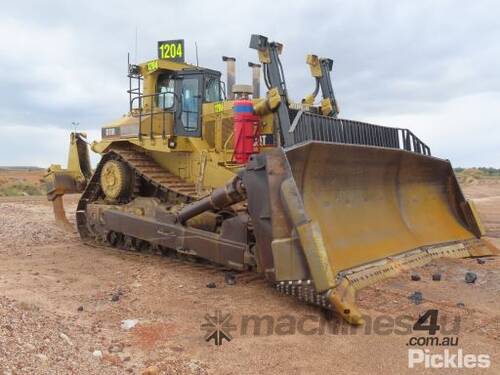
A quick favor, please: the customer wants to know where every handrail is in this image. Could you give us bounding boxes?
[130,92,179,141]
[222,130,234,166]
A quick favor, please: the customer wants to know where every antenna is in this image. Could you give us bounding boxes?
[195,41,199,67]
[134,26,138,63]
[71,121,79,134]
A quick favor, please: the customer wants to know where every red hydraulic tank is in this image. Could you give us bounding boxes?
[233,99,260,164]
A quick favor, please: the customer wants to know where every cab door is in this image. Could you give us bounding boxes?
[175,74,202,137]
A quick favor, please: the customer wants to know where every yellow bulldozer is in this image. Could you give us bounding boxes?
[45,35,497,324]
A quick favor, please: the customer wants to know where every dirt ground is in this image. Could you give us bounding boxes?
[0,175,499,374]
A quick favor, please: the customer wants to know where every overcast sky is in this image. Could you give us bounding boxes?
[0,0,499,167]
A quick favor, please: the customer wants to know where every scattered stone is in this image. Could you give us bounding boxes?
[169,345,184,352]
[108,343,124,353]
[456,302,465,308]
[408,291,423,305]
[224,272,236,285]
[77,306,84,312]
[24,343,36,351]
[92,350,103,359]
[142,366,160,375]
[59,332,73,346]
[111,293,120,302]
[432,273,442,281]
[188,360,204,372]
[36,353,48,361]
[121,319,139,330]
[465,271,477,284]
[123,356,131,362]
[103,353,122,366]
[131,280,142,288]
[206,282,216,288]
[477,258,486,264]
[410,273,421,281]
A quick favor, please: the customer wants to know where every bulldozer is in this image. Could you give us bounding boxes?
[45,35,497,325]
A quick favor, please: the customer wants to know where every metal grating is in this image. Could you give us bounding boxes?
[222,118,233,146]
[204,120,216,148]
[289,109,431,156]
[203,118,234,150]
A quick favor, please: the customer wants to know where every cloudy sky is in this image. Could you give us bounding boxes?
[0,0,499,167]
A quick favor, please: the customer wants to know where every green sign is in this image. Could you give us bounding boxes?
[158,40,185,62]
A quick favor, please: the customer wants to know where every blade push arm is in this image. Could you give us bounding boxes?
[249,34,294,146]
[305,55,339,117]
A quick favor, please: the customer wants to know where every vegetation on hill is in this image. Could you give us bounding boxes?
[0,169,46,197]
[454,167,500,176]
[454,167,500,185]
[0,182,44,197]
[0,166,44,171]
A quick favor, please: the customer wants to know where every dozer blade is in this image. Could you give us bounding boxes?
[244,142,498,325]
[286,141,485,274]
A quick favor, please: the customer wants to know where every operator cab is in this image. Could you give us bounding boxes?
[127,39,223,140]
[129,66,222,139]
[171,68,222,137]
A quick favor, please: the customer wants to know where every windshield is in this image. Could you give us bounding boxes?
[205,77,221,102]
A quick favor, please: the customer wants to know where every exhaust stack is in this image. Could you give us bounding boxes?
[222,56,236,99]
[248,62,261,98]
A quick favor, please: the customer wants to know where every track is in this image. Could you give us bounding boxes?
[74,146,267,286]
[83,239,265,285]
[76,147,200,241]
[73,147,333,309]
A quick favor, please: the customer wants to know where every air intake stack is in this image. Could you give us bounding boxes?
[222,56,236,99]
[248,62,261,99]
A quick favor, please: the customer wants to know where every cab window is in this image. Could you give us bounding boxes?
[205,77,221,102]
[157,74,175,109]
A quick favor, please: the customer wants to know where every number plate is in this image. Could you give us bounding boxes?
[147,60,159,72]
[157,40,185,63]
